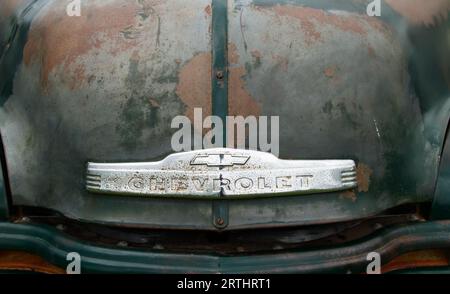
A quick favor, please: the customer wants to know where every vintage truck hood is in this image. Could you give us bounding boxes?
[0,0,449,230]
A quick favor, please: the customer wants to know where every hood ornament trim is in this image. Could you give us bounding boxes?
[86,148,357,199]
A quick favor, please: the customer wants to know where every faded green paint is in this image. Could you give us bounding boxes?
[212,0,228,143]
[211,0,229,228]
[0,0,46,106]
[0,0,449,229]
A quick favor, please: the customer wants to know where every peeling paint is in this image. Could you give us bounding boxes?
[23,0,161,90]
[0,0,440,229]
[176,52,212,124]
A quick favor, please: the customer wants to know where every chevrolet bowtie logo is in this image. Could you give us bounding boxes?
[190,154,250,167]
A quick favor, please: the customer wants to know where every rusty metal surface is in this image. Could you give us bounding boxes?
[0,0,448,229]
[381,249,450,274]
[0,251,64,274]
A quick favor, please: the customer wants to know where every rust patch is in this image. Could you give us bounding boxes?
[228,43,262,118]
[228,42,240,64]
[176,52,212,124]
[0,251,65,274]
[23,0,161,90]
[324,65,341,84]
[340,190,357,202]
[324,65,337,78]
[385,0,450,27]
[381,249,450,274]
[264,5,369,45]
[356,163,373,192]
[204,4,212,17]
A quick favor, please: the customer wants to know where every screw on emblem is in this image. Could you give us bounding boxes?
[215,218,225,226]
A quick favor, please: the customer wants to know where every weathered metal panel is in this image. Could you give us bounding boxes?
[0,0,217,228]
[224,0,447,228]
[0,0,449,229]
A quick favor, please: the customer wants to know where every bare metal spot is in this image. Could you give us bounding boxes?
[356,163,373,192]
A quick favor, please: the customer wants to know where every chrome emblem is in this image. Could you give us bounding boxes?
[86,148,357,199]
[190,154,250,167]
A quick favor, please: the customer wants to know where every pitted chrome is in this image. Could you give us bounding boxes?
[86,148,357,199]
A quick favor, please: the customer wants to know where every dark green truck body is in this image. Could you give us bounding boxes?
[0,0,449,273]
